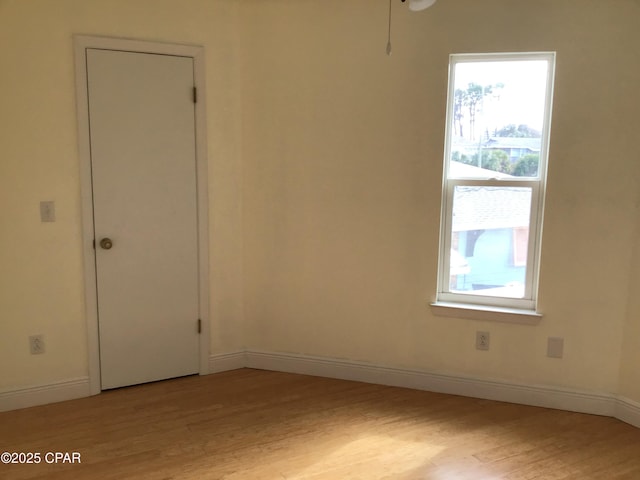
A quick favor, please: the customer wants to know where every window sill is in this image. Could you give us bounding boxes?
[430,301,542,325]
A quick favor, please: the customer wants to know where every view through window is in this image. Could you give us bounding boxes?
[438,53,555,310]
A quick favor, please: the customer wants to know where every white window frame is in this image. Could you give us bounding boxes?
[436,52,556,312]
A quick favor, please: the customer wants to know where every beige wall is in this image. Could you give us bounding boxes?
[1,0,639,405]
[0,0,244,389]
[241,0,640,396]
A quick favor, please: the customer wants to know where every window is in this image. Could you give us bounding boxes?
[437,52,555,311]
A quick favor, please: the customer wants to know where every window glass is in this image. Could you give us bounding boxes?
[449,60,549,180]
[449,186,532,299]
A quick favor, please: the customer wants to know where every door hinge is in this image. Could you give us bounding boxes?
[197,318,202,334]
[192,86,197,104]
[92,239,96,250]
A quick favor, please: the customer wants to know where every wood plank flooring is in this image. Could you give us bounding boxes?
[1,368,640,479]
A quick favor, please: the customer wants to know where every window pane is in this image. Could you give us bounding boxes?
[449,186,532,298]
[449,60,549,179]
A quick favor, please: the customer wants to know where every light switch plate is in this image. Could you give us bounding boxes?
[547,337,564,358]
[40,201,56,222]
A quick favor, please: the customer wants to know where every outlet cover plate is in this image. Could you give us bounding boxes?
[40,201,56,222]
[29,334,45,355]
[476,331,490,351]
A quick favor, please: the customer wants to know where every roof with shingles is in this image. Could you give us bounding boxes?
[452,185,531,232]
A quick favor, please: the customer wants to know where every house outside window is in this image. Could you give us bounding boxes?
[437,52,556,311]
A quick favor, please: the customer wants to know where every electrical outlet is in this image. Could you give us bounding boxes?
[476,331,490,351]
[40,201,56,222]
[29,335,45,355]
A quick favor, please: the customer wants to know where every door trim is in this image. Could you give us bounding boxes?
[74,35,210,395]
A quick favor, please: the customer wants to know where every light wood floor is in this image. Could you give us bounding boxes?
[1,369,640,479]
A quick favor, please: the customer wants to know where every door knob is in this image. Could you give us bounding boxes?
[100,238,113,250]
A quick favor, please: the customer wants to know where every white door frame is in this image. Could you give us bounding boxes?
[74,35,210,395]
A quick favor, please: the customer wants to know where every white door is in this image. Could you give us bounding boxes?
[86,48,200,390]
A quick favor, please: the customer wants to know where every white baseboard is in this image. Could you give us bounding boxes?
[208,351,246,373]
[244,350,617,417]
[248,350,638,429]
[0,377,91,413]
[616,396,640,428]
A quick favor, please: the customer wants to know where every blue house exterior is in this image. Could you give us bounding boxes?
[453,228,526,292]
